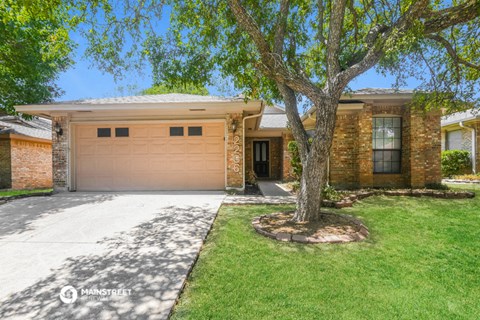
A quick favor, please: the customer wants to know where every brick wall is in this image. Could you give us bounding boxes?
[330,114,359,188]
[476,122,480,173]
[226,113,243,189]
[10,138,52,189]
[357,105,373,187]
[51,116,69,191]
[326,105,441,189]
[0,137,12,189]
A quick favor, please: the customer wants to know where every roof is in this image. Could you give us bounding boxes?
[348,88,415,95]
[15,93,263,119]
[45,93,243,106]
[441,109,480,126]
[259,105,288,129]
[0,115,51,140]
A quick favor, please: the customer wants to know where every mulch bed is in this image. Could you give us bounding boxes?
[323,189,475,209]
[252,211,368,244]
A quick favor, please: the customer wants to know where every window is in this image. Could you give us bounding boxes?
[170,126,184,136]
[115,128,129,137]
[188,126,202,136]
[373,117,401,173]
[446,130,466,150]
[97,128,111,137]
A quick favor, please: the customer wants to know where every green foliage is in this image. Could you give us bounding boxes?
[441,150,472,177]
[141,83,209,95]
[287,140,302,181]
[321,185,343,201]
[0,0,73,115]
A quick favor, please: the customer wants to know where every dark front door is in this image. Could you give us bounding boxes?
[253,141,269,178]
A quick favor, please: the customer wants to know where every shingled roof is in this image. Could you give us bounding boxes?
[0,115,51,140]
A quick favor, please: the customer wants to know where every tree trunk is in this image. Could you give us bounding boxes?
[293,150,329,222]
[291,96,339,222]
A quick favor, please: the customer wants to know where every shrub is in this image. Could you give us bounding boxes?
[287,140,303,181]
[425,183,450,190]
[322,185,343,201]
[441,150,471,177]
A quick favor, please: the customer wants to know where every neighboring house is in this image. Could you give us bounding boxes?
[0,114,53,189]
[16,90,441,192]
[441,109,479,174]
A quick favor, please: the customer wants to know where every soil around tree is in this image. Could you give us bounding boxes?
[252,211,369,244]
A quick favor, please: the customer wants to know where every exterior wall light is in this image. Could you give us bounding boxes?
[54,122,63,136]
[232,119,238,133]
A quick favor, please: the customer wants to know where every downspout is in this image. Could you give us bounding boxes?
[459,121,476,174]
[241,101,265,190]
[308,113,330,185]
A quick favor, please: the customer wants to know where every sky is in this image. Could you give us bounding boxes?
[56,7,421,102]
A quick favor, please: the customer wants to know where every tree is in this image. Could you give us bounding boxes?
[141,83,209,95]
[0,0,73,115]
[76,0,480,222]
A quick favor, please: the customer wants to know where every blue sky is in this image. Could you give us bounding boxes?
[57,54,418,101]
[56,11,420,102]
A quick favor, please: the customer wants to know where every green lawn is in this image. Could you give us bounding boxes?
[172,184,480,320]
[0,189,52,197]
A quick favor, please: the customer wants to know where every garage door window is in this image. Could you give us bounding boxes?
[97,128,111,137]
[170,127,184,136]
[115,128,129,137]
[188,126,202,136]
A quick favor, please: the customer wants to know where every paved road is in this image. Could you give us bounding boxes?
[0,192,224,320]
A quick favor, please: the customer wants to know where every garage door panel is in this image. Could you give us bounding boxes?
[131,127,148,138]
[187,142,205,153]
[150,126,168,137]
[95,143,113,155]
[167,141,186,154]
[76,122,225,191]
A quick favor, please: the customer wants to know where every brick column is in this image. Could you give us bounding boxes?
[476,122,480,173]
[282,132,295,181]
[409,111,426,188]
[51,115,69,192]
[357,105,373,187]
[423,110,442,185]
[226,113,243,189]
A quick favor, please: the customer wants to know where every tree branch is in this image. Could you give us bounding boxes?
[316,0,326,44]
[423,0,480,34]
[426,34,480,71]
[274,0,290,56]
[228,0,322,101]
[336,0,429,87]
[326,0,347,80]
[277,83,309,162]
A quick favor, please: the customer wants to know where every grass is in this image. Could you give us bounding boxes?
[0,189,52,197]
[172,184,480,320]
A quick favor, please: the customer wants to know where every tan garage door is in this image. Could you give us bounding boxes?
[75,122,225,191]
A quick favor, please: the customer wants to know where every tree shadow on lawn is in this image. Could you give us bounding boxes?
[0,193,116,238]
[0,205,215,320]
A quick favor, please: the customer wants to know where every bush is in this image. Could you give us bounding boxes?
[322,185,343,201]
[441,150,471,177]
[287,140,303,181]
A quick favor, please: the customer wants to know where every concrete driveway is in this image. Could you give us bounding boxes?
[0,192,225,320]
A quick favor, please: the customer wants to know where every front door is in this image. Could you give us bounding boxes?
[253,141,269,178]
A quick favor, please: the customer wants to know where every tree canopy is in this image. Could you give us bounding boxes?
[0,0,73,115]
[141,83,209,95]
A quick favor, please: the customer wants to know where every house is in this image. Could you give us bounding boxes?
[0,113,53,189]
[15,90,441,192]
[441,109,479,174]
